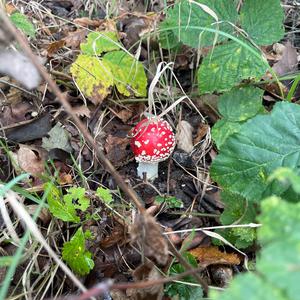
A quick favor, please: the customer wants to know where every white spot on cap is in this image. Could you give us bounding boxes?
[141,150,146,155]
[144,139,149,145]
[134,141,142,148]
[157,143,162,147]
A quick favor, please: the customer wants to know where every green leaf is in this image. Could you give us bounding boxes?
[240,0,284,45]
[214,191,256,249]
[62,227,94,276]
[211,102,300,202]
[212,119,242,149]
[46,184,90,223]
[198,41,267,94]
[96,187,113,205]
[42,123,72,153]
[210,273,286,300]
[166,252,203,300]
[211,197,300,300]
[10,12,35,38]
[268,167,300,194]
[159,19,181,50]
[218,87,264,122]
[63,187,90,212]
[161,0,238,48]
[103,51,147,97]
[80,31,120,55]
[155,195,183,209]
[46,183,79,223]
[70,54,113,105]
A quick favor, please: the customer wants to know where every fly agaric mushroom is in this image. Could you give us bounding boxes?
[130,117,176,180]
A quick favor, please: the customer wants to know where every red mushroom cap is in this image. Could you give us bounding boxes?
[130,117,176,163]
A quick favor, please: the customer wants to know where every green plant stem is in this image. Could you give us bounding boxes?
[287,73,300,101]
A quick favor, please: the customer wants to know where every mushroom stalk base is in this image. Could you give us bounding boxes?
[137,162,158,180]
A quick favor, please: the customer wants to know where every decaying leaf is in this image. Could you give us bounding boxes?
[72,105,91,118]
[11,145,45,175]
[130,213,168,266]
[176,120,194,153]
[42,122,72,153]
[64,29,87,49]
[47,39,66,56]
[189,246,241,267]
[70,54,113,105]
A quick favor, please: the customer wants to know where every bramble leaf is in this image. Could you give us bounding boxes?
[70,54,113,105]
[240,0,284,45]
[80,31,120,55]
[211,102,300,202]
[63,187,90,212]
[10,12,35,38]
[198,41,267,94]
[62,227,94,276]
[161,0,238,48]
[103,51,147,97]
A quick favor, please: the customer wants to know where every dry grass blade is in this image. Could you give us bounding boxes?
[4,189,87,293]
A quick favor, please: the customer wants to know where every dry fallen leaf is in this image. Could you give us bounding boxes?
[100,222,126,248]
[176,120,194,153]
[11,145,45,175]
[47,39,66,56]
[64,29,87,49]
[189,246,241,267]
[72,105,91,118]
[73,17,103,27]
[130,213,169,266]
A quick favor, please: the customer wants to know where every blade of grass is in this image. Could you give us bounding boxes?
[287,73,300,101]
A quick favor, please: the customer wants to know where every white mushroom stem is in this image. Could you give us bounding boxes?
[137,162,159,180]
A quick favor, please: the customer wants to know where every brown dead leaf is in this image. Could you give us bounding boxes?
[26,204,51,224]
[58,172,73,185]
[12,145,45,175]
[47,40,66,57]
[73,17,103,27]
[189,246,241,267]
[64,29,87,49]
[273,42,298,76]
[100,222,126,248]
[130,213,168,266]
[5,3,17,14]
[176,120,194,153]
[194,123,209,145]
[127,261,163,300]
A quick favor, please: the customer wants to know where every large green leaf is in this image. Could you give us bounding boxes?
[198,41,267,94]
[211,196,300,300]
[240,0,284,45]
[10,12,35,38]
[103,51,147,97]
[211,102,300,202]
[218,87,264,122]
[161,0,238,48]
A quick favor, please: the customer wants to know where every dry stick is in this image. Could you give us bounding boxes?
[0,9,207,293]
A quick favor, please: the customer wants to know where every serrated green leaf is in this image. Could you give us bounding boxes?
[214,191,256,249]
[63,187,90,212]
[211,102,300,202]
[161,0,238,48]
[218,87,264,122]
[240,0,284,45]
[70,54,113,105]
[96,187,113,205]
[211,197,300,300]
[103,51,147,97]
[42,123,72,153]
[10,12,35,38]
[166,252,203,300]
[80,31,120,55]
[62,227,94,276]
[46,183,79,223]
[198,41,267,94]
[159,19,181,50]
[212,119,242,149]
